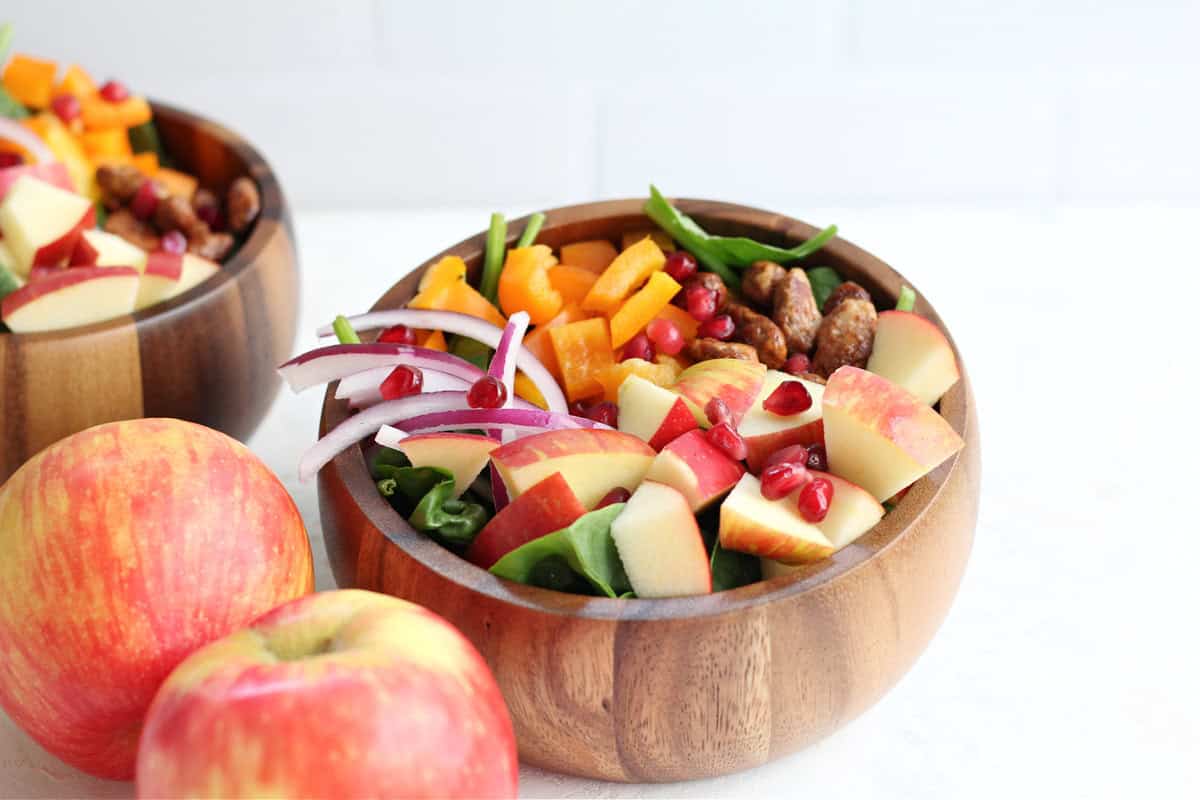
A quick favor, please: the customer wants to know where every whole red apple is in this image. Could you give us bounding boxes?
[0,418,314,780]
[136,590,518,799]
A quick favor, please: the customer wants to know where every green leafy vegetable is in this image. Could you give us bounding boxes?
[0,263,22,304]
[645,185,738,286]
[479,212,507,303]
[0,86,27,120]
[375,459,488,548]
[450,335,491,370]
[806,266,843,310]
[710,539,762,592]
[332,314,361,344]
[490,504,631,597]
[516,212,545,248]
[93,202,107,230]
[0,22,13,63]
[127,120,168,164]
[705,224,838,267]
[895,285,916,312]
[528,554,594,594]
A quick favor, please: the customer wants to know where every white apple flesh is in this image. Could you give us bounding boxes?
[738,370,826,473]
[719,473,834,564]
[70,229,148,272]
[394,433,498,499]
[866,310,960,404]
[2,266,139,332]
[617,374,697,450]
[136,253,220,311]
[0,175,94,276]
[610,481,712,598]
[643,429,744,511]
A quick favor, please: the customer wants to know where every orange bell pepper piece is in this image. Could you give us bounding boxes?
[55,65,97,100]
[559,240,618,274]
[621,230,675,252]
[80,128,133,161]
[547,264,597,307]
[2,55,57,109]
[593,358,679,403]
[514,373,547,409]
[418,255,467,294]
[581,237,666,317]
[132,152,159,176]
[410,277,508,329]
[80,94,152,130]
[549,318,615,401]
[418,329,448,352]
[498,245,563,325]
[522,304,589,380]
[609,271,682,348]
[652,303,700,341]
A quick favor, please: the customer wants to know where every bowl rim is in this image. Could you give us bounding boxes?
[321,197,973,622]
[0,99,283,342]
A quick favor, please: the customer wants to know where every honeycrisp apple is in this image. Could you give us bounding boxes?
[823,366,964,501]
[69,228,149,271]
[719,473,834,564]
[643,428,744,511]
[759,472,885,577]
[866,310,961,404]
[0,419,313,780]
[394,432,498,499]
[489,428,655,508]
[0,174,94,275]
[738,370,827,473]
[672,357,767,427]
[1,265,139,332]
[136,590,518,799]
[467,472,587,568]
[0,162,74,200]
[135,252,220,310]
[611,481,712,597]
[617,373,697,450]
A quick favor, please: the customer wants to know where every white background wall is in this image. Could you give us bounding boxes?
[11,0,1200,212]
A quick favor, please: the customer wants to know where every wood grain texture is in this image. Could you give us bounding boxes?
[0,102,299,483]
[317,199,980,782]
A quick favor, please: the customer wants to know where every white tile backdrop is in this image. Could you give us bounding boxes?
[9,0,1200,211]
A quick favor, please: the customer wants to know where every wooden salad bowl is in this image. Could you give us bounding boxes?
[318,199,980,783]
[0,102,298,482]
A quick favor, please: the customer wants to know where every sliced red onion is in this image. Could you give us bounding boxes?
[375,425,408,450]
[396,407,609,435]
[0,119,54,164]
[486,311,529,442]
[299,391,471,481]
[315,309,566,413]
[279,343,483,392]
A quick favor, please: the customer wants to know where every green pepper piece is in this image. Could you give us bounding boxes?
[490,504,630,597]
[479,212,507,303]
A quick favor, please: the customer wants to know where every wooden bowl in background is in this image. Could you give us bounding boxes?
[0,102,299,482]
[317,199,980,782]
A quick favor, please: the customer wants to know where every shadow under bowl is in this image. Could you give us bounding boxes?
[317,199,980,783]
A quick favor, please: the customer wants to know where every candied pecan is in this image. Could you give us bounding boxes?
[821,281,871,315]
[812,297,877,377]
[226,177,261,234]
[773,268,822,354]
[684,338,760,363]
[95,163,143,208]
[683,272,728,310]
[155,196,207,238]
[188,232,235,261]
[726,302,787,369]
[741,260,786,307]
[103,208,160,252]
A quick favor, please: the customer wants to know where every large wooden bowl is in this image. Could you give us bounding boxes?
[318,199,979,782]
[0,102,299,482]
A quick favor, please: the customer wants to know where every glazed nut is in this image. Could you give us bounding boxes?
[821,281,871,315]
[812,297,877,377]
[95,163,145,208]
[154,195,204,237]
[684,338,760,363]
[726,302,788,369]
[102,207,160,252]
[772,268,822,354]
[226,177,261,234]
[741,260,786,307]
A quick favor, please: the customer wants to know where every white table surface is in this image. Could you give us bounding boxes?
[3,206,1198,799]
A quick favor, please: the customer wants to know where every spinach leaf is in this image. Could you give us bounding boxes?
[644,185,738,286]
[0,86,28,120]
[706,224,838,267]
[490,504,631,597]
[806,266,844,310]
[450,335,492,370]
[374,456,487,548]
[528,554,594,594]
[710,539,762,593]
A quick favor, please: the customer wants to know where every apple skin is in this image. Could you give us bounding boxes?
[866,310,960,404]
[70,228,148,271]
[672,358,767,427]
[395,432,498,500]
[0,419,314,780]
[719,473,834,564]
[616,373,698,450]
[1,265,139,332]
[467,472,587,568]
[0,162,74,200]
[136,590,517,799]
[644,429,744,511]
[738,371,827,474]
[0,175,95,275]
[490,428,655,509]
[823,366,965,501]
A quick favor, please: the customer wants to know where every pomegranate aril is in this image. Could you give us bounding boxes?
[621,332,656,362]
[697,313,734,340]
[782,353,811,376]
[130,180,160,220]
[595,487,632,509]
[762,380,813,416]
[99,80,129,102]
[685,284,718,321]
[588,401,619,428]
[195,198,221,228]
[378,324,417,345]
[763,444,812,471]
[160,230,187,255]
[645,318,684,356]
[805,444,828,472]
[663,251,698,283]
[796,477,833,523]
[760,463,809,501]
[50,94,81,124]
[705,397,732,427]
[0,152,22,169]
[706,422,747,462]
[467,376,507,409]
[569,400,591,418]
[379,365,423,400]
